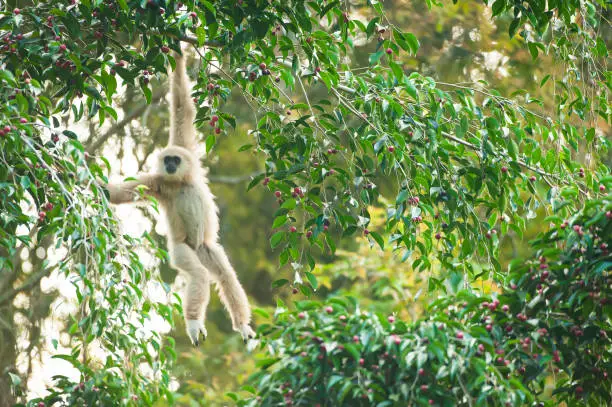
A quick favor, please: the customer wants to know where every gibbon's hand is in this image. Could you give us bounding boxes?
[186,319,207,347]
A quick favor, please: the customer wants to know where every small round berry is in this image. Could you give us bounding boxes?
[388,146,395,152]
[363,229,369,235]
[315,66,321,73]
[215,127,221,134]
[292,287,298,294]
[456,332,464,339]
[420,385,428,392]
[501,166,508,173]
[161,46,170,53]
[359,358,364,366]
[259,62,267,70]
[306,230,313,238]
[435,233,441,240]
[59,44,67,52]
[289,226,297,233]
[529,175,536,182]
[325,306,333,314]
[298,312,305,319]
[20,118,27,123]
[502,305,509,312]
[274,191,282,198]
[599,184,606,192]
[13,8,20,15]
[418,368,425,376]
[385,48,392,55]
[388,315,395,323]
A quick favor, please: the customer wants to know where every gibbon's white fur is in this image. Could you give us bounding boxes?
[106,52,255,345]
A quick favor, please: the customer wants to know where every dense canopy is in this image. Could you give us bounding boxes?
[0,1,610,406]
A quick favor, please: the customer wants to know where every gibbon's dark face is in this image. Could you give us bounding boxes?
[163,155,182,174]
[157,146,194,180]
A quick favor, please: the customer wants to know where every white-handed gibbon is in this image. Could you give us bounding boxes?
[105,51,255,345]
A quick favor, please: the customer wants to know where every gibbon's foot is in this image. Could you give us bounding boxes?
[186,319,207,347]
[238,323,256,343]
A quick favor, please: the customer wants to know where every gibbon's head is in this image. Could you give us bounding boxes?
[156,146,197,181]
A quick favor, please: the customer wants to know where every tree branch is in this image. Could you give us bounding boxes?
[169,33,222,48]
[0,267,52,306]
[85,91,166,154]
[208,171,263,185]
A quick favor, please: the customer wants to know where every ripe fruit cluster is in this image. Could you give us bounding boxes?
[208,114,221,134]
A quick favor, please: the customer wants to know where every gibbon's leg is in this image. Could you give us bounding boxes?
[170,243,211,347]
[197,243,255,342]
[105,174,162,204]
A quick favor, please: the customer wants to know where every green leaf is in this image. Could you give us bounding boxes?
[509,17,521,37]
[270,232,285,249]
[141,82,152,104]
[272,279,289,288]
[492,0,506,17]
[305,271,318,289]
[272,216,288,228]
[196,26,207,46]
[8,372,21,386]
[389,61,404,81]
[369,50,384,65]
[247,173,265,191]
[205,135,216,153]
[404,33,420,54]
[368,231,384,249]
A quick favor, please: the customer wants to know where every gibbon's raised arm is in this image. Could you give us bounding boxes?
[169,52,197,151]
[105,174,163,204]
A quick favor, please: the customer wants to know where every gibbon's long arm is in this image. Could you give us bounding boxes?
[169,52,197,151]
[106,175,163,204]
